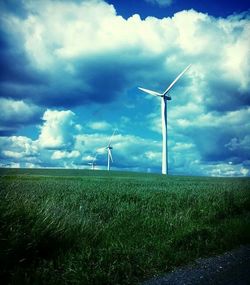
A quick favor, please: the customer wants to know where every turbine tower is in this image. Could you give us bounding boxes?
[138,64,191,175]
[106,129,117,171]
[107,145,113,171]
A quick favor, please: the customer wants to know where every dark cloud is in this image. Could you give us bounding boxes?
[0,50,168,108]
[0,26,49,105]
[204,78,250,112]
[179,120,250,166]
[0,0,28,19]
[0,98,43,135]
[0,130,15,136]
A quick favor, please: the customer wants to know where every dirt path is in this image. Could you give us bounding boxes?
[142,245,250,285]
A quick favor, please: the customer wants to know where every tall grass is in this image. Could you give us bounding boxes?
[0,169,249,284]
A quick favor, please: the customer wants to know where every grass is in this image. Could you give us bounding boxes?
[0,168,249,285]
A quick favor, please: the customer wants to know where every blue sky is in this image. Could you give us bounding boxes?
[0,0,249,176]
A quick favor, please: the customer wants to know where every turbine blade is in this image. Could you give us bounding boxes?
[138,87,162,97]
[108,149,113,162]
[94,152,98,161]
[108,128,118,146]
[97,147,106,153]
[163,64,191,95]
[92,152,98,163]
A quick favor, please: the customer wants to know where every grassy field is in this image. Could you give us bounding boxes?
[0,168,249,285]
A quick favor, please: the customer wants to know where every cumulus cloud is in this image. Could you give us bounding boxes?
[0,108,162,171]
[38,109,76,149]
[0,1,249,176]
[76,133,161,169]
[0,136,39,167]
[204,163,249,177]
[0,136,38,156]
[1,1,248,109]
[0,106,248,176]
[147,101,250,174]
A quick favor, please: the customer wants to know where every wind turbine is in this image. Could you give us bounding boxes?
[138,64,191,175]
[88,152,97,170]
[106,129,117,171]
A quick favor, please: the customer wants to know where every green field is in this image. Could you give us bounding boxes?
[0,168,250,285]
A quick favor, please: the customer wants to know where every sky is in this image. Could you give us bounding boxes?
[0,0,249,176]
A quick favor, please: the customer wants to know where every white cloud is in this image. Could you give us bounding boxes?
[145,0,173,7]
[0,98,41,131]
[148,102,250,175]
[240,167,249,176]
[38,109,76,149]
[0,136,39,167]
[6,2,243,62]
[3,1,249,105]
[174,107,250,128]
[75,132,162,169]
[2,150,23,159]
[88,121,112,130]
[51,150,80,160]
[0,107,249,176]
[0,98,38,121]
[1,120,162,171]
[172,142,194,151]
[145,151,161,160]
[10,0,123,66]
[1,1,249,176]
[207,163,249,177]
[0,162,21,168]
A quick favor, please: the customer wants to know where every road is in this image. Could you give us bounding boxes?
[142,245,250,285]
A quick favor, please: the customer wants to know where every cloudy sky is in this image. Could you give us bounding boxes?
[0,0,249,176]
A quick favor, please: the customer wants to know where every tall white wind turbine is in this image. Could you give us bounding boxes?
[106,129,118,171]
[138,64,191,175]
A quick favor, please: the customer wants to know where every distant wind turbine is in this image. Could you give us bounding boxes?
[138,64,191,175]
[88,152,97,170]
[106,129,118,171]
